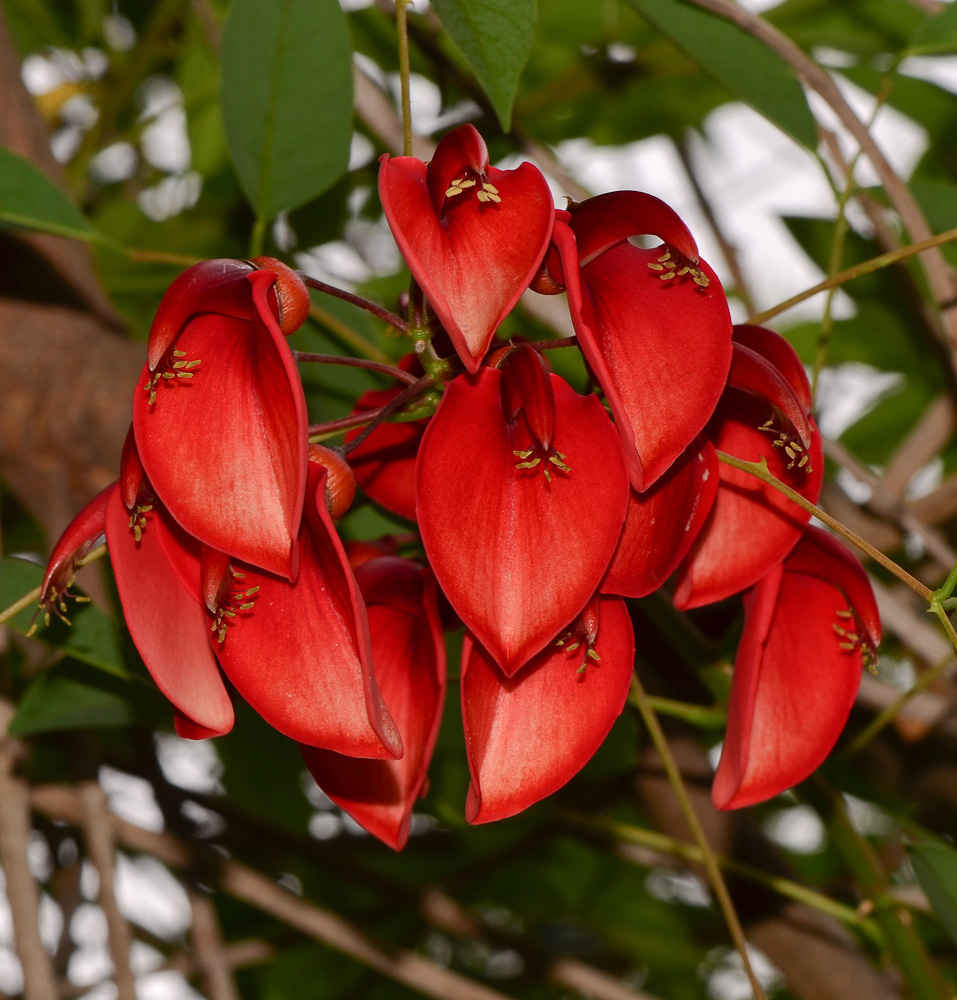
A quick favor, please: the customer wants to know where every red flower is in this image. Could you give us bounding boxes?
[462,595,635,823]
[379,124,554,373]
[539,194,733,492]
[301,557,446,850]
[416,348,629,675]
[674,325,823,609]
[132,257,311,581]
[713,526,881,809]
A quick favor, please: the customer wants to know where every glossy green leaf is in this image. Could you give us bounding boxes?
[220,0,353,222]
[908,3,957,55]
[10,660,164,736]
[627,0,818,150]
[906,842,957,947]
[0,557,129,678]
[0,146,101,241]
[430,0,536,130]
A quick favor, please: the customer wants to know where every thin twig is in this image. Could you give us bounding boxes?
[31,784,520,1000]
[395,0,414,156]
[300,275,409,333]
[715,452,933,600]
[80,782,137,1000]
[748,226,957,327]
[188,888,241,1000]
[0,704,56,1000]
[628,677,767,1000]
[342,374,436,454]
[292,351,419,385]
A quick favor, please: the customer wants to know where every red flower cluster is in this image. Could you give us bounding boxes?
[38,125,880,849]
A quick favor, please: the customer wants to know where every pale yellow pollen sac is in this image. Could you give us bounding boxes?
[761,420,814,474]
[146,350,202,406]
[128,503,153,543]
[444,177,477,198]
[211,571,260,645]
[514,445,570,482]
[476,180,502,204]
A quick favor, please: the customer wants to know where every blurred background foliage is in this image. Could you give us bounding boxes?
[5,0,957,998]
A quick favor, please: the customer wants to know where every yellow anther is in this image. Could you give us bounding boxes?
[647,263,665,271]
[836,609,853,618]
[515,458,541,469]
[513,449,534,459]
[657,252,672,263]
[659,272,676,281]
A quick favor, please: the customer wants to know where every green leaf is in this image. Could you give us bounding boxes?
[0,146,101,241]
[0,558,129,679]
[626,0,818,151]
[908,2,957,55]
[220,0,353,222]
[906,841,957,947]
[10,660,164,736]
[430,0,536,130]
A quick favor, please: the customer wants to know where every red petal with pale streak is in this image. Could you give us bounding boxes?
[417,369,629,676]
[147,259,256,371]
[301,559,446,850]
[733,325,812,412]
[105,487,234,737]
[213,466,403,758]
[603,439,718,598]
[345,386,424,522]
[133,270,308,580]
[673,393,824,609]
[713,532,875,809]
[573,242,732,491]
[379,153,554,373]
[569,191,700,267]
[462,596,635,824]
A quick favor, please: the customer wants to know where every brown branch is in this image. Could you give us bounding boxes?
[79,782,137,1000]
[31,784,520,1000]
[882,395,957,500]
[685,0,957,375]
[188,888,241,1000]
[0,705,56,1000]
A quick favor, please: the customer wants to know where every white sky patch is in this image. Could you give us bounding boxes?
[115,855,191,940]
[703,946,784,1000]
[99,766,165,832]
[645,868,711,907]
[815,362,904,439]
[762,804,827,854]
[900,55,957,95]
[155,731,224,794]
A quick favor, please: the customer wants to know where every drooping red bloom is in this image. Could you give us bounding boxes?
[674,325,823,609]
[210,449,403,757]
[379,124,554,373]
[462,595,635,823]
[539,193,733,492]
[602,437,718,598]
[301,557,446,850]
[713,526,881,809]
[416,348,629,675]
[132,257,310,581]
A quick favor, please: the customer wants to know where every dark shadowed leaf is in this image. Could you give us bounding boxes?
[907,841,957,947]
[220,0,353,220]
[430,0,536,130]
[627,0,818,150]
[0,146,101,241]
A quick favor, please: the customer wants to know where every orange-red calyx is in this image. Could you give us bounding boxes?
[249,256,311,335]
[308,444,357,518]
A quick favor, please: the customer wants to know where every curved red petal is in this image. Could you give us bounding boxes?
[569,191,700,267]
[674,394,824,609]
[174,711,228,741]
[713,558,865,809]
[603,438,717,598]
[733,325,812,412]
[345,386,424,521]
[147,259,256,371]
[213,467,403,758]
[417,369,629,676]
[133,272,308,580]
[301,560,446,850]
[728,342,813,448]
[462,596,635,824]
[784,526,881,647]
[379,154,554,372]
[573,242,732,491]
[425,123,489,215]
[105,488,234,736]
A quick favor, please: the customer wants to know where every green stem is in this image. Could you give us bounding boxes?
[847,652,954,755]
[816,784,949,1000]
[715,452,932,601]
[748,225,957,327]
[643,694,726,729]
[308,305,389,363]
[395,0,414,156]
[249,216,267,259]
[560,809,882,941]
[628,675,767,1000]
[300,275,409,333]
